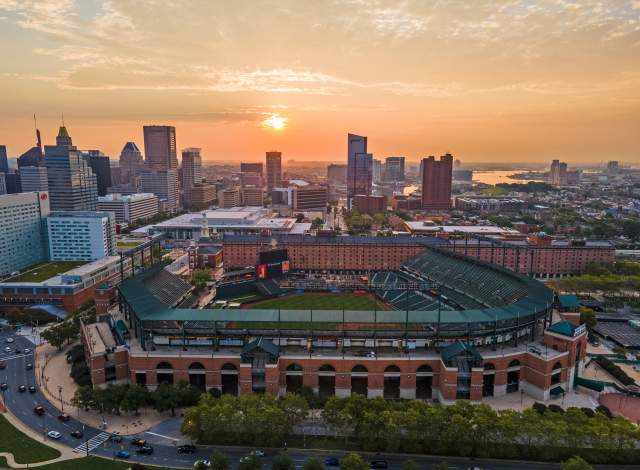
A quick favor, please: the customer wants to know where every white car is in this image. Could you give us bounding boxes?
[3,347,10,353]
[193,460,211,469]
[6,338,13,343]
[24,348,31,354]
[47,430,62,440]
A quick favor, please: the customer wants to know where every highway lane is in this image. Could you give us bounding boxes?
[1,328,635,469]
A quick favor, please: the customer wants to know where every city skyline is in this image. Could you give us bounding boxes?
[1,1,639,164]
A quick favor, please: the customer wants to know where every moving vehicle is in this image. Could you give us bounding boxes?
[58,413,70,422]
[34,405,45,416]
[325,457,339,466]
[137,445,154,455]
[178,444,197,453]
[18,385,26,392]
[370,460,388,469]
[0,383,7,391]
[28,385,36,393]
[71,430,83,438]
[130,437,146,446]
[26,363,33,370]
[47,430,62,440]
[116,450,130,459]
[251,450,265,457]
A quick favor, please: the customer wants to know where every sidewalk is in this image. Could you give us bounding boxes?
[35,342,167,436]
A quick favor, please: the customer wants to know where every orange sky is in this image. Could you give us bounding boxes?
[1,1,639,164]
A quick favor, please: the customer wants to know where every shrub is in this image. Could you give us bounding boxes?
[596,405,613,418]
[581,408,595,418]
[532,402,547,414]
[548,404,564,413]
[594,357,635,386]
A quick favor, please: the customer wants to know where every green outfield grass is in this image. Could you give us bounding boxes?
[7,261,86,282]
[245,292,388,311]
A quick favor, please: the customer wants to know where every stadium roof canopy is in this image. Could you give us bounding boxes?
[118,248,554,333]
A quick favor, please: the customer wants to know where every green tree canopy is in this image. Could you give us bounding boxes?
[562,456,593,470]
[302,457,325,470]
[209,450,230,470]
[272,452,295,470]
[340,453,369,470]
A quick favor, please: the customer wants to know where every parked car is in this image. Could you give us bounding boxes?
[33,405,45,416]
[370,460,388,469]
[178,444,197,453]
[0,383,7,391]
[58,413,70,422]
[130,437,146,446]
[28,385,36,393]
[137,445,154,455]
[24,348,31,354]
[71,430,83,438]
[116,450,130,459]
[18,385,26,392]
[47,430,62,440]
[325,457,339,466]
[4,347,11,353]
[25,363,33,370]
[6,337,14,343]
[109,435,123,443]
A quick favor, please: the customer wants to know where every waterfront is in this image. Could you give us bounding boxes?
[472,170,545,185]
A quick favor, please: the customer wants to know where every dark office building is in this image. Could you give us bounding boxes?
[83,151,112,196]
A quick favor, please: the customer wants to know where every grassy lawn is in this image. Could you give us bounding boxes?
[245,293,388,310]
[116,241,142,247]
[35,456,181,469]
[480,186,508,196]
[8,261,86,282]
[0,415,61,464]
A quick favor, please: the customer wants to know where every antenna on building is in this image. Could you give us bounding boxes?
[61,112,65,127]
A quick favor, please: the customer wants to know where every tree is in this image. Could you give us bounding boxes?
[302,457,324,470]
[121,384,149,415]
[71,385,94,411]
[579,307,597,329]
[238,453,262,470]
[339,453,369,470]
[152,383,182,416]
[311,218,323,230]
[561,456,593,470]
[41,324,67,350]
[209,450,230,470]
[272,452,295,470]
[401,460,418,470]
[192,270,212,290]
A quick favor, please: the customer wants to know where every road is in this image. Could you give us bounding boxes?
[0,329,635,469]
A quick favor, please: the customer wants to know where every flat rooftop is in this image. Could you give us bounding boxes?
[5,260,86,283]
[404,222,520,235]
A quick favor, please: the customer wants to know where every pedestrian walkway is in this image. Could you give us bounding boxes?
[72,432,111,454]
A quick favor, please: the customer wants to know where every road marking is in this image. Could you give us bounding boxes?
[143,431,180,441]
[73,432,110,453]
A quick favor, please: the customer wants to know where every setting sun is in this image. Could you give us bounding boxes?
[262,114,288,130]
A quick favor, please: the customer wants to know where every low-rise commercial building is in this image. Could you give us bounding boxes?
[98,193,159,224]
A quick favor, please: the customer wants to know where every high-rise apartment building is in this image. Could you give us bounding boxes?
[240,162,264,176]
[139,168,179,213]
[373,159,383,183]
[46,211,116,261]
[266,152,282,191]
[82,150,112,196]
[0,192,50,277]
[44,136,98,212]
[292,185,328,211]
[19,166,49,193]
[421,153,453,210]
[346,133,372,206]
[384,156,405,182]
[119,142,144,183]
[143,125,177,170]
[0,145,8,173]
[181,148,202,208]
[550,160,568,187]
[98,193,159,224]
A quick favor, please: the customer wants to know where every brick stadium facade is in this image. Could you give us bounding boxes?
[222,234,615,277]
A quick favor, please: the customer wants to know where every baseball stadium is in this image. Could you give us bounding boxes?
[84,241,588,403]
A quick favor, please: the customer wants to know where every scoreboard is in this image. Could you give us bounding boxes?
[256,248,290,279]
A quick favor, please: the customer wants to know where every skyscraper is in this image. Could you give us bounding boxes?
[119,142,144,183]
[0,145,8,173]
[44,127,98,211]
[550,160,568,187]
[82,150,112,196]
[143,125,177,170]
[19,166,49,193]
[182,148,202,208]
[346,133,372,206]
[421,153,453,210]
[139,168,179,213]
[372,159,382,183]
[384,156,405,182]
[266,151,282,191]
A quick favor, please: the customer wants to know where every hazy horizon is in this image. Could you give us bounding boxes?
[1,1,639,164]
